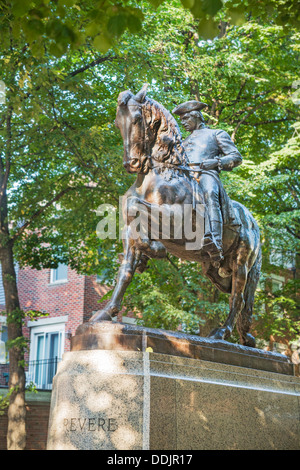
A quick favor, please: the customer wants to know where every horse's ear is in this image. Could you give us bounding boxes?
[134,83,148,103]
[118,90,133,106]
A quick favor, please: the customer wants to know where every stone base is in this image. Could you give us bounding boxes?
[47,322,300,450]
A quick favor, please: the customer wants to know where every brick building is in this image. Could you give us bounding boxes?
[0,263,124,449]
[0,263,114,389]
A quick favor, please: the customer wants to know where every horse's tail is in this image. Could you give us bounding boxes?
[237,246,262,347]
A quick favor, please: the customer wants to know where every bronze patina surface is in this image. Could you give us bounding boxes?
[72,322,294,376]
[90,85,262,349]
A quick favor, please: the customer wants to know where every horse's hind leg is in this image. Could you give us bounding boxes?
[90,228,140,322]
[209,248,248,341]
[236,249,261,347]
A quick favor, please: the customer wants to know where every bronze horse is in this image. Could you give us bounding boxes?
[91,86,261,347]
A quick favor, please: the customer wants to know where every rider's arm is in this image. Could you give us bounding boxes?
[215,130,242,171]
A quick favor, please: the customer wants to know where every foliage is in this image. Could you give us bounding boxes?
[247,123,300,345]
[0,0,299,344]
[1,308,49,360]
[2,0,299,60]
[254,279,300,343]
[0,388,13,416]
[245,122,299,257]
[0,382,38,416]
[0,0,298,451]
[123,257,229,334]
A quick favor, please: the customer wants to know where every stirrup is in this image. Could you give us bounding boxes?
[202,235,222,255]
[210,252,224,269]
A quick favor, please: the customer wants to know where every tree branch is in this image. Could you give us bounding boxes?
[12,186,76,241]
[68,54,116,78]
[231,99,275,141]
[239,118,294,126]
[0,103,13,209]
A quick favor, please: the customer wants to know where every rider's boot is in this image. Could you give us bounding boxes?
[201,219,223,268]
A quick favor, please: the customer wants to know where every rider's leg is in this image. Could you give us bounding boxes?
[199,174,223,265]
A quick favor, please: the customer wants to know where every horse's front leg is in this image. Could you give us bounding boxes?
[208,253,248,341]
[90,229,140,322]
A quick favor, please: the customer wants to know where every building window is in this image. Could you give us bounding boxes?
[27,317,67,390]
[0,320,8,364]
[50,263,68,284]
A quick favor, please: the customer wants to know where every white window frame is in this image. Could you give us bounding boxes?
[0,315,8,364]
[27,316,67,389]
[50,263,68,284]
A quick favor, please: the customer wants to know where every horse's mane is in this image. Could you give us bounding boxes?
[143,97,188,167]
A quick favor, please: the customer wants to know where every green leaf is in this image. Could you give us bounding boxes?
[23,19,45,42]
[190,0,223,18]
[201,0,223,17]
[180,0,195,9]
[198,17,219,39]
[11,0,32,18]
[148,0,165,8]
[127,15,142,34]
[190,1,206,18]
[49,42,65,58]
[45,18,64,39]
[58,0,77,6]
[227,7,246,26]
[30,40,45,58]
[93,34,112,53]
[85,21,102,37]
[107,14,127,37]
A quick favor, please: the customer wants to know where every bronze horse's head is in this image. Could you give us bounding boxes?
[115,84,186,174]
[115,84,149,174]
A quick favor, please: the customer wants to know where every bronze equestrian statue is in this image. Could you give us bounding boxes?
[90,85,261,348]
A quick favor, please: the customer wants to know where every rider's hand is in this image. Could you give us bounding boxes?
[201,159,218,170]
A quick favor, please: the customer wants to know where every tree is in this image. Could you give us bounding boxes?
[0,19,124,449]
[13,1,298,338]
[1,1,146,449]
[0,0,299,449]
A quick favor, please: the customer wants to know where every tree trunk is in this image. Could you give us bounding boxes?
[0,54,27,448]
[0,183,26,449]
[1,240,26,450]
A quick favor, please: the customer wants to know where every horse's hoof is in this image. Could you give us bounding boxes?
[241,333,256,348]
[89,310,113,322]
[208,326,231,341]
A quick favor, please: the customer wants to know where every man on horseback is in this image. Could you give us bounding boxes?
[173,100,243,267]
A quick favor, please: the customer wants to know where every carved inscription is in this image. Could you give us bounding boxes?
[63,417,118,432]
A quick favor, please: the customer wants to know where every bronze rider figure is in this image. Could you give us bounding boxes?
[173,100,243,267]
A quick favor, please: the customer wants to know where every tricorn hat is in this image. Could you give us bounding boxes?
[172,100,208,116]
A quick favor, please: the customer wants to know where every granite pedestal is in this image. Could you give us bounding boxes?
[47,322,300,450]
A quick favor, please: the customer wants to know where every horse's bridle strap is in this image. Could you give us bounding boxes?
[149,155,217,180]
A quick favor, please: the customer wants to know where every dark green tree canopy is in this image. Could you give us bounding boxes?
[2,0,299,57]
[1,0,299,339]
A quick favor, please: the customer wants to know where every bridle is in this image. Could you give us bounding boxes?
[124,103,220,185]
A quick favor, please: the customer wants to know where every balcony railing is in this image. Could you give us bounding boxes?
[26,357,61,390]
[1,357,61,390]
